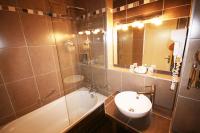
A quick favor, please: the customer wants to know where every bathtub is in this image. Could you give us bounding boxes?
[0,87,106,133]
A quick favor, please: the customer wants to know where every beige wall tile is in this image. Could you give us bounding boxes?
[6,78,40,115]
[173,96,200,132]
[122,72,145,92]
[154,79,175,110]
[28,46,56,75]
[0,11,26,48]
[0,47,33,83]
[80,65,92,82]
[107,69,122,93]
[92,66,106,88]
[21,13,54,46]
[17,0,50,12]
[0,0,17,6]
[0,85,14,118]
[36,72,60,105]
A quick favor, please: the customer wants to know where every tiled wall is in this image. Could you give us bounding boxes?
[0,0,77,125]
[107,0,191,112]
[107,69,176,110]
[52,17,79,94]
[80,64,108,96]
[172,0,200,132]
[81,65,176,112]
[75,0,107,95]
[113,0,191,23]
[78,36,107,95]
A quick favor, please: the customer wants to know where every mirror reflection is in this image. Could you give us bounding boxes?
[77,31,105,66]
[113,17,189,72]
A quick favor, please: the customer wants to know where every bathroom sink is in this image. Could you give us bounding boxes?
[134,66,147,74]
[114,91,152,118]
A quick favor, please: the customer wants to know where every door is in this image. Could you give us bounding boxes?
[117,28,133,67]
[143,19,178,71]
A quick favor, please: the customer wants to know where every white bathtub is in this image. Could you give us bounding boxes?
[0,87,106,133]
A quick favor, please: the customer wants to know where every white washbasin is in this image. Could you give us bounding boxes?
[134,66,147,74]
[114,91,152,118]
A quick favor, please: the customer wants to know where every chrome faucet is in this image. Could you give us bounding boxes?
[89,88,96,93]
[136,85,156,104]
[88,83,97,93]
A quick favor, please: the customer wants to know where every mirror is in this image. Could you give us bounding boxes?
[77,31,105,66]
[113,17,189,72]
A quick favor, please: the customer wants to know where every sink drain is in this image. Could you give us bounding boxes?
[128,108,134,112]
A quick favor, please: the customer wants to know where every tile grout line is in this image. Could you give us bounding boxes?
[49,15,64,96]
[0,45,59,50]
[0,113,15,120]
[4,70,58,85]
[51,45,62,96]
[179,95,200,102]
[17,9,42,106]
[120,70,122,92]
[5,76,34,85]
[152,111,172,120]
[0,72,17,118]
[36,70,57,77]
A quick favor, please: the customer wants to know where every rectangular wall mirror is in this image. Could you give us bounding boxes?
[113,17,189,73]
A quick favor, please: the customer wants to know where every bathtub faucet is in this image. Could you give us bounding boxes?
[89,88,96,93]
[89,84,97,92]
[88,83,98,93]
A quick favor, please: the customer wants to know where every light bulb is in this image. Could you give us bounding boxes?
[151,17,162,25]
[116,25,122,30]
[78,31,83,35]
[131,21,140,27]
[131,21,144,28]
[92,29,100,34]
[94,29,100,33]
[85,30,91,35]
[137,22,144,28]
[122,24,128,31]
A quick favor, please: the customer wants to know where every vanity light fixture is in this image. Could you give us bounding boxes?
[116,16,162,30]
[151,17,162,25]
[78,28,103,35]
